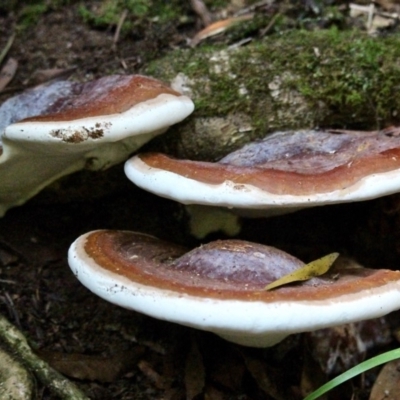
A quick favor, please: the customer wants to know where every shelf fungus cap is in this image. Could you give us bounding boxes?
[68,230,400,347]
[125,128,400,215]
[0,75,194,215]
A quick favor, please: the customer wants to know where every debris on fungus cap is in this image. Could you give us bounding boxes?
[68,230,400,347]
[0,75,194,216]
[124,128,400,215]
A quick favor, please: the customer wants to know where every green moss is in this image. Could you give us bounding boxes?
[78,0,186,34]
[14,0,74,28]
[147,28,400,130]
[274,28,400,127]
[143,28,400,159]
[79,0,149,27]
[19,3,49,25]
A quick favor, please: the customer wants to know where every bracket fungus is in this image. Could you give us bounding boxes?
[125,127,400,215]
[0,75,194,216]
[68,230,400,347]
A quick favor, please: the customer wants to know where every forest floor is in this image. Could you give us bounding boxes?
[1,1,400,399]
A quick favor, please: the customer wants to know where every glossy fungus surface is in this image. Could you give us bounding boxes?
[69,230,400,347]
[0,75,194,215]
[125,128,400,213]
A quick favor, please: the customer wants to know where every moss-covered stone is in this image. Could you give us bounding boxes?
[143,28,400,160]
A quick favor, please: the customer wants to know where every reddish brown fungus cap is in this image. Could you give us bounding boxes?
[0,75,194,215]
[68,230,400,347]
[23,75,182,123]
[125,128,400,213]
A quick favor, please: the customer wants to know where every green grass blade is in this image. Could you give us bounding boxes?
[304,348,400,400]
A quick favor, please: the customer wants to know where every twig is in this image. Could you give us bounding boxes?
[0,57,18,92]
[235,0,275,16]
[113,9,128,49]
[0,345,33,400]
[0,34,15,66]
[260,11,282,36]
[3,291,21,328]
[0,279,17,284]
[0,315,90,400]
[190,0,212,27]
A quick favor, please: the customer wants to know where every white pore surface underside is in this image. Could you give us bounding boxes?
[68,231,400,347]
[4,94,194,145]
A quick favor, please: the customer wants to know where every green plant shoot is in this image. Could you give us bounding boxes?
[304,348,400,400]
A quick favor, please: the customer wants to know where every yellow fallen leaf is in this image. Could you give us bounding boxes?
[264,252,340,291]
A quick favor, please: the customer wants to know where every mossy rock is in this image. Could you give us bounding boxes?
[143,28,400,160]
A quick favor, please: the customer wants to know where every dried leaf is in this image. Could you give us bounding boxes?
[191,14,253,46]
[138,359,166,389]
[349,3,397,33]
[37,347,144,383]
[242,352,290,400]
[307,319,392,375]
[264,253,339,291]
[369,359,400,400]
[300,355,327,400]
